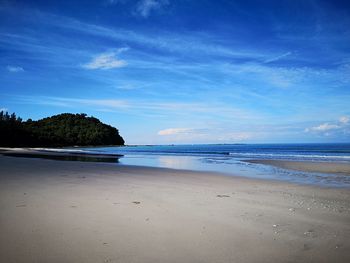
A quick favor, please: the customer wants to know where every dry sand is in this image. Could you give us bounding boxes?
[0,155,350,263]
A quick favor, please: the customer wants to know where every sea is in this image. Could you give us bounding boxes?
[80,143,350,187]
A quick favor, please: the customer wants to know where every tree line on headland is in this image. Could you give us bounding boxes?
[0,111,125,147]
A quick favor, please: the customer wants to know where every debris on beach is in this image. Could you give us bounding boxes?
[132,201,141,204]
[303,230,316,238]
[217,194,230,198]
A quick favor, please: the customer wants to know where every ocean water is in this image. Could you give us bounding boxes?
[80,144,350,187]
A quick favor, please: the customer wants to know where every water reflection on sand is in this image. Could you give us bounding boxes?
[118,154,350,187]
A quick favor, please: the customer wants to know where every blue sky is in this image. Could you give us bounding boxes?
[1,0,350,144]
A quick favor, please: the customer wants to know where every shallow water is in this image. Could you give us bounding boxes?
[78,144,350,187]
[82,143,350,161]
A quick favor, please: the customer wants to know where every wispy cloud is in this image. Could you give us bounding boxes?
[82,48,128,70]
[339,116,349,124]
[107,0,126,4]
[305,123,340,132]
[14,95,262,121]
[106,0,169,18]
[156,127,257,144]
[6,66,24,72]
[158,128,202,136]
[18,96,129,109]
[135,0,169,18]
[12,9,267,61]
[264,52,292,63]
[219,132,254,141]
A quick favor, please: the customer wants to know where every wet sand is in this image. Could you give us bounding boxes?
[0,147,123,162]
[0,155,350,263]
[247,159,350,175]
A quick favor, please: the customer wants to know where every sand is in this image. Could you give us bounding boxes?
[247,159,350,175]
[0,155,350,263]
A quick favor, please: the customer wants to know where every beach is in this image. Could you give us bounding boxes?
[247,159,350,175]
[0,153,350,263]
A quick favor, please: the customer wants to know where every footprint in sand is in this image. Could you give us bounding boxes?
[303,244,311,251]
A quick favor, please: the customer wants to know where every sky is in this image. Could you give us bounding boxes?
[1,0,350,144]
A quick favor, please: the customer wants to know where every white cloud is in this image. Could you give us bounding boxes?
[158,128,197,136]
[6,66,24,72]
[305,123,340,132]
[156,128,258,144]
[304,116,350,138]
[136,0,169,18]
[0,108,8,112]
[339,116,349,124]
[82,49,128,70]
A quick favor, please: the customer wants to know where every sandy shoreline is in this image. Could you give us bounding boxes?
[1,155,350,262]
[247,159,350,175]
[0,147,123,163]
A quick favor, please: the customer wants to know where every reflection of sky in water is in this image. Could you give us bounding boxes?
[157,156,196,170]
[119,154,350,187]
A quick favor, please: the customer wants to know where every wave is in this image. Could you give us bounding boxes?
[229,152,350,160]
[84,145,350,161]
[107,150,350,160]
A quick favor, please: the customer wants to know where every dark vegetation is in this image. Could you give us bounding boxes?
[0,111,125,147]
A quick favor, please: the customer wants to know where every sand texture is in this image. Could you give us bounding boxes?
[247,159,350,175]
[1,155,350,263]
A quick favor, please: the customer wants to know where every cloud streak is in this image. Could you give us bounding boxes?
[156,127,257,144]
[340,116,349,124]
[136,0,169,18]
[12,8,269,61]
[305,123,340,132]
[14,95,262,121]
[158,128,203,136]
[82,49,128,70]
[6,66,24,72]
[264,52,292,63]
